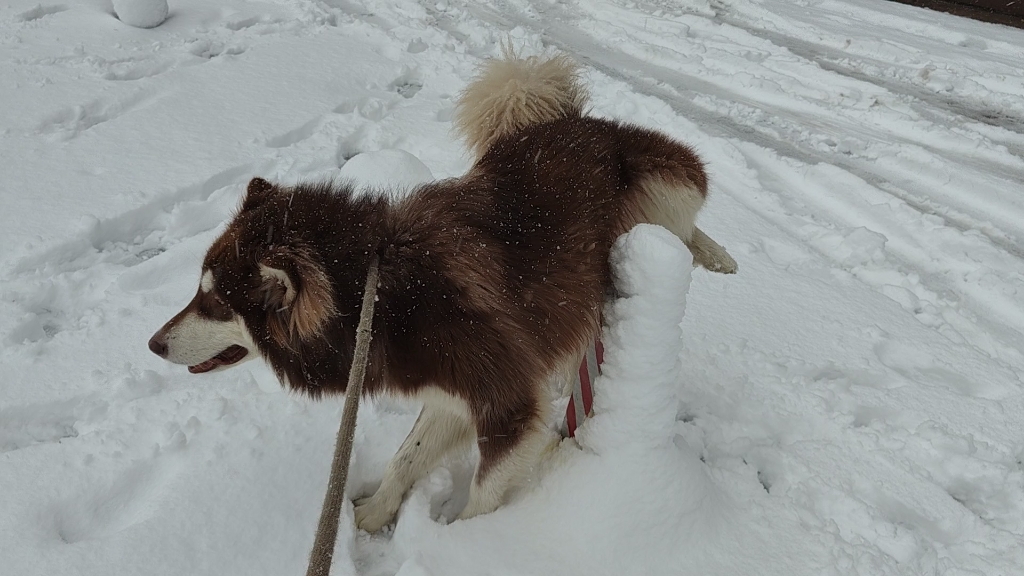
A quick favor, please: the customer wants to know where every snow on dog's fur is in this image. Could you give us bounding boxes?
[149,51,736,531]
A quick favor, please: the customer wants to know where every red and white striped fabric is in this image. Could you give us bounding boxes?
[564,334,604,438]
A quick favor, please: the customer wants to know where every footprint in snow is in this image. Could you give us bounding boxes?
[874,339,1006,399]
[187,39,247,60]
[389,67,423,99]
[407,38,429,54]
[336,125,370,165]
[11,162,255,277]
[7,312,60,344]
[15,4,68,22]
[223,15,286,32]
[103,58,175,82]
[0,370,164,454]
[335,96,394,121]
[756,238,813,267]
[224,15,261,31]
[36,91,155,140]
[0,397,108,453]
[265,117,324,149]
[0,413,76,453]
[265,96,395,149]
[5,240,170,346]
[54,428,187,543]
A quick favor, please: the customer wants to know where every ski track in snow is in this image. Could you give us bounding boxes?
[1,0,1023,574]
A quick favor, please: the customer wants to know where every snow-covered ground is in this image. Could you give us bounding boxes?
[2,0,1023,574]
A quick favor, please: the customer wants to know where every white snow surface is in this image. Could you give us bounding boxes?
[2,0,1023,574]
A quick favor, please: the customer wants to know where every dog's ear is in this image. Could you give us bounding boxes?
[241,177,277,212]
[258,245,336,346]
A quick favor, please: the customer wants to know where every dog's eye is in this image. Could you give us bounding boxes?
[196,289,234,321]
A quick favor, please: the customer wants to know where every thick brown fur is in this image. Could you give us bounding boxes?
[205,106,708,425]
[152,52,725,527]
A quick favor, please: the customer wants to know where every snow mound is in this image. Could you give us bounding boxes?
[578,223,693,452]
[113,0,168,29]
[338,149,434,193]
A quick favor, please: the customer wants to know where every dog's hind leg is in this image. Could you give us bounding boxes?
[355,394,474,532]
[687,226,738,274]
[634,177,738,274]
[458,415,557,520]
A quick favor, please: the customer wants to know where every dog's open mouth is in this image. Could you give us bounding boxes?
[188,345,249,374]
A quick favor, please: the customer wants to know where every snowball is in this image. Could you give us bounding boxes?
[338,149,434,194]
[112,0,168,29]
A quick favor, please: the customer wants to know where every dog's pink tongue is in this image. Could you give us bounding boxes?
[187,346,247,374]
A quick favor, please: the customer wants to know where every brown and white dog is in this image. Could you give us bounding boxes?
[148,51,736,531]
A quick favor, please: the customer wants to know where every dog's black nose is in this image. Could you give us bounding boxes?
[148,336,168,357]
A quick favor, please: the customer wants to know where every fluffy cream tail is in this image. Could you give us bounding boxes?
[454,48,589,159]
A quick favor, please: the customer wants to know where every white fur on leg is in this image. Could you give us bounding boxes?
[355,392,474,532]
[636,177,704,245]
[636,177,736,274]
[458,421,556,520]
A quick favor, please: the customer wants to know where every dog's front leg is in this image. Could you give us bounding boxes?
[355,401,473,532]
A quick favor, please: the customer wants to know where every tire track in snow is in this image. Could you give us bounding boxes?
[535,0,1024,240]
[713,11,1024,146]
[704,0,1024,124]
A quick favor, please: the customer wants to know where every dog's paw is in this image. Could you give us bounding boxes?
[354,495,399,532]
[698,251,738,274]
[687,230,738,275]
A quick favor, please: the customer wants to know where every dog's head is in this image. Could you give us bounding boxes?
[148,177,338,375]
